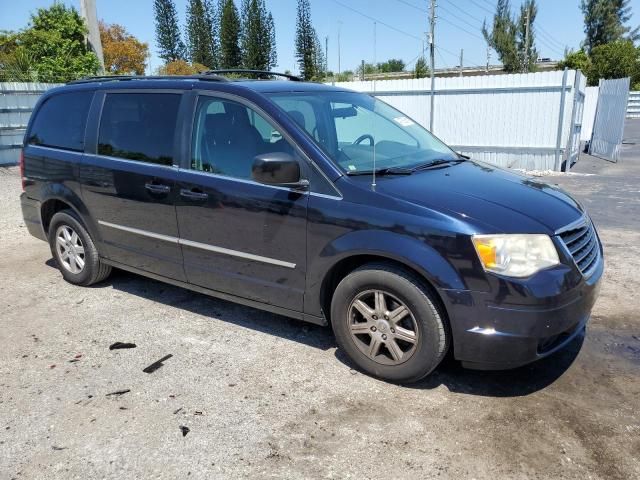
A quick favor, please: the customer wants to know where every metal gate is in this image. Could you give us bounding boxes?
[589,77,631,162]
[564,70,586,171]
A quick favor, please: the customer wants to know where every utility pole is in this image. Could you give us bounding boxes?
[486,45,491,74]
[523,4,531,73]
[338,21,342,75]
[325,36,329,77]
[80,0,104,72]
[374,21,377,68]
[429,0,436,132]
[459,49,463,77]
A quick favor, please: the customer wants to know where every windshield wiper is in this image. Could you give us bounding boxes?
[410,158,465,171]
[345,166,413,176]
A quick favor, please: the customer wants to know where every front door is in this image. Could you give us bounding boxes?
[175,94,308,312]
[80,91,186,281]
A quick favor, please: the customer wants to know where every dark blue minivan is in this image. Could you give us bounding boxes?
[20,71,603,382]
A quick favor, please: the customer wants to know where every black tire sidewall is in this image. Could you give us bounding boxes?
[331,265,447,383]
[48,211,98,286]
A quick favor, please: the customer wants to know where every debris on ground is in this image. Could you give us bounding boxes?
[109,342,137,350]
[52,446,67,451]
[173,407,183,415]
[179,426,190,437]
[105,389,131,397]
[142,354,173,374]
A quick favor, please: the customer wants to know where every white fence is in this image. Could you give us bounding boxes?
[589,77,631,162]
[627,91,640,118]
[581,86,600,141]
[0,82,62,165]
[330,70,586,171]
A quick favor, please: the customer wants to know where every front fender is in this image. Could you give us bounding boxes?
[304,229,467,318]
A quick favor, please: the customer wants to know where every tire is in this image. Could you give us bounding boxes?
[48,209,111,286]
[331,263,448,383]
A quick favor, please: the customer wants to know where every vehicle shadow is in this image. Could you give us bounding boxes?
[336,333,584,397]
[85,266,336,351]
[45,260,584,397]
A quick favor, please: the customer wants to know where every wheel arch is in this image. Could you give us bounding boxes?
[39,185,101,243]
[311,231,465,326]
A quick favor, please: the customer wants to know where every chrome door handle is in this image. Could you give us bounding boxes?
[180,188,209,200]
[145,183,171,194]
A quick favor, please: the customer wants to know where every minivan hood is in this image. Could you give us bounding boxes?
[369,160,584,234]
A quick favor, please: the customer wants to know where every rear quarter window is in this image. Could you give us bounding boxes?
[27,91,93,151]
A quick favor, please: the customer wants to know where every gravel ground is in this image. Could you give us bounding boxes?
[1,123,639,479]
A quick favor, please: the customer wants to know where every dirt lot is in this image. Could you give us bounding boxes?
[1,124,639,479]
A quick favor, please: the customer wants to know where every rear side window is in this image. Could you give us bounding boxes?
[28,91,93,151]
[98,93,181,166]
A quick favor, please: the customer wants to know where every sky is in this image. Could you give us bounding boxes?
[2,0,639,75]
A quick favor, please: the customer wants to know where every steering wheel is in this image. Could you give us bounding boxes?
[353,134,374,146]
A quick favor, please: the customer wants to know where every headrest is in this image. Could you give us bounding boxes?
[287,110,306,130]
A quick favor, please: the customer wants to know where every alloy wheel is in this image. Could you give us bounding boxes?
[55,224,86,274]
[347,289,419,365]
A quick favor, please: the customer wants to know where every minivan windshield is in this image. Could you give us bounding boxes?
[266,91,458,174]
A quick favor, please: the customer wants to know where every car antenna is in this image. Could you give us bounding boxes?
[371,116,377,191]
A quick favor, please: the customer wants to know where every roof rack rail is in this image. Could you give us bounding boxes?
[203,69,303,82]
[67,74,229,85]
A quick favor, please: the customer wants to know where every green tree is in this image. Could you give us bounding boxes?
[581,0,639,53]
[267,12,277,69]
[186,0,216,68]
[414,56,428,79]
[589,40,640,87]
[482,0,519,72]
[219,0,242,68]
[154,0,186,62]
[335,70,353,82]
[295,0,316,80]
[100,22,149,75]
[377,59,405,73]
[0,4,100,82]
[240,0,276,71]
[558,49,591,74]
[516,0,538,72]
[312,32,326,80]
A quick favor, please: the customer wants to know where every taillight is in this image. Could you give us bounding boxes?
[19,150,25,191]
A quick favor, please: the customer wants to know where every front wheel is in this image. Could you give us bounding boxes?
[48,210,111,286]
[331,263,448,383]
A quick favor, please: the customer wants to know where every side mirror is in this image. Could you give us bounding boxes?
[251,152,308,189]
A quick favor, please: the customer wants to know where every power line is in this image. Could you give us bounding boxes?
[393,0,426,13]
[435,47,450,70]
[442,0,487,25]
[330,0,422,42]
[438,14,485,41]
[467,0,494,15]
[392,0,485,42]
[533,28,566,57]
[477,0,497,10]
[536,26,566,50]
[439,3,484,30]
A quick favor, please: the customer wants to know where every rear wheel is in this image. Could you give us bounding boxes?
[48,210,111,286]
[331,263,448,383]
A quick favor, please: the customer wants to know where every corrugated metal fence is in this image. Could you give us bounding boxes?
[627,91,640,119]
[0,82,62,165]
[589,77,631,162]
[330,70,586,171]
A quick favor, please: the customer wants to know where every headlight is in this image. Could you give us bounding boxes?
[472,234,559,278]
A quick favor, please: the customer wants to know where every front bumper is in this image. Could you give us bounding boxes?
[441,256,603,370]
[20,193,46,241]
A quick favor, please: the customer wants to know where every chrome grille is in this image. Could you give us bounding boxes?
[558,219,600,276]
